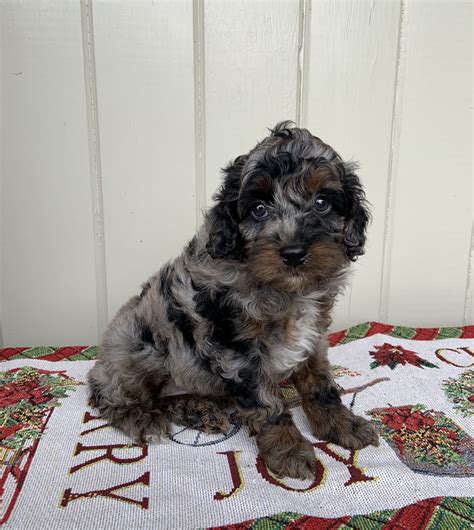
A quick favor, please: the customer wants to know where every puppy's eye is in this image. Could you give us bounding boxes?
[315,197,331,215]
[251,203,269,221]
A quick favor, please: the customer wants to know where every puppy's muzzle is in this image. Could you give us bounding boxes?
[280,245,307,267]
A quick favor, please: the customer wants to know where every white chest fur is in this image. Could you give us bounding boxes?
[267,296,322,377]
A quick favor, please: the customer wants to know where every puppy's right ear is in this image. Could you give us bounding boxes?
[206,155,247,260]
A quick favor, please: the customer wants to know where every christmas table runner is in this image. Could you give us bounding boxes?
[1,322,473,529]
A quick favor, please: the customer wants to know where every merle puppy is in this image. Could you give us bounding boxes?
[88,122,378,480]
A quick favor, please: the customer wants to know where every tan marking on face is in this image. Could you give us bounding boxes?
[306,167,342,194]
[240,173,274,205]
[247,235,348,293]
[247,242,305,292]
[303,240,347,285]
[247,242,285,285]
[254,174,273,195]
[307,240,346,268]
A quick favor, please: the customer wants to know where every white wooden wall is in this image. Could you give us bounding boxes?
[1,0,472,347]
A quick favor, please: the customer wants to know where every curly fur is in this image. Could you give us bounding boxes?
[88,121,378,478]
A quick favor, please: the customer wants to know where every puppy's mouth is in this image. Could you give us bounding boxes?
[246,242,312,292]
[284,263,306,276]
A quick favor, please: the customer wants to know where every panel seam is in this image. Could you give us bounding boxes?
[193,0,206,227]
[80,0,108,338]
[296,0,311,127]
[463,220,473,324]
[379,0,406,322]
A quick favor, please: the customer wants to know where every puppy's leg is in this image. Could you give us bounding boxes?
[235,383,316,480]
[88,296,179,442]
[161,395,232,434]
[88,356,170,443]
[291,350,379,449]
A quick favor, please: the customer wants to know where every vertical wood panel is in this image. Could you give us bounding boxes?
[305,0,401,330]
[0,3,4,347]
[204,0,300,204]
[1,0,472,345]
[93,0,196,319]
[384,0,472,326]
[193,0,206,228]
[465,226,473,324]
[80,0,108,338]
[2,0,98,346]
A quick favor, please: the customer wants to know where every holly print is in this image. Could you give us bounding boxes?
[331,365,362,378]
[443,370,474,417]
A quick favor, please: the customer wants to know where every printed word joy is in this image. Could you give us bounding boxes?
[60,408,376,510]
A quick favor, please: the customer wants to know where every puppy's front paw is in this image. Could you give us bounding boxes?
[349,415,379,448]
[306,401,379,450]
[330,414,379,450]
[262,438,316,480]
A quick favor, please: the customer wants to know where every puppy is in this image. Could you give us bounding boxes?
[88,121,378,480]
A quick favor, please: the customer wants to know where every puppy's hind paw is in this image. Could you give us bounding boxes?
[162,395,232,434]
[200,413,231,435]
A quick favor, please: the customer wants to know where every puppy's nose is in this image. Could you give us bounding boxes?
[280,245,307,267]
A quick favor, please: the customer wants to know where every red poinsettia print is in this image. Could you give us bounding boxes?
[369,343,439,370]
[368,404,473,476]
[383,406,435,432]
[0,367,81,449]
[0,367,81,525]
[0,423,23,440]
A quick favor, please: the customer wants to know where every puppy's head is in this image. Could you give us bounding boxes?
[206,121,370,292]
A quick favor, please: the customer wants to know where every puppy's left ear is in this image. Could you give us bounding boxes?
[206,155,247,260]
[342,170,370,261]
